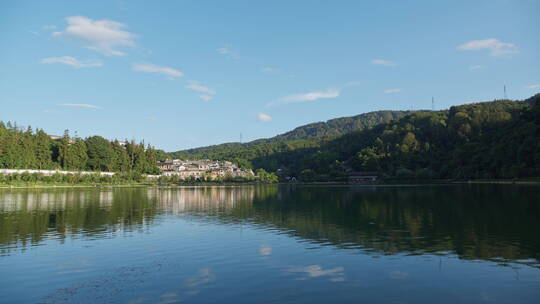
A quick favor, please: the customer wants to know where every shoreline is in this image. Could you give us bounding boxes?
[2,179,540,189]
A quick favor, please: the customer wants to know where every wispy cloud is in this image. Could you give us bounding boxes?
[43,25,56,30]
[186,82,215,95]
[200,95,213,101]
[469,65,484,70]
[146,116,157,121]
[57,103,100,109]
[41,56,103,68]
[261,67,280,74]
[371,59,397,66]
[268,88,340,107]
[217,45,239,60]
[257,113,272,122]
[457,38,517,57]
[186,81,216,101]
[53,16,136,56]
[525,84,540,89]
[132,63,183,78]
[384,88,401,94]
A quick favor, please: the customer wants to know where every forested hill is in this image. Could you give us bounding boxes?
[172,94,540,181]
[266,110,416,142]
[169,110,415,161]
[252,94,540,180]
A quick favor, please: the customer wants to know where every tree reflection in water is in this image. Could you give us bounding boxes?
[1,185,539,268]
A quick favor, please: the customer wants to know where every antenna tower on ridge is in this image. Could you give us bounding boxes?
[504,85,507,99]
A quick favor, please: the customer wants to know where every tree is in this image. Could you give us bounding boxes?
[71,138,88,170]
[58,130,72,170]
[112,140,130,172]
[34,129,53,169]
[86,136,114,171]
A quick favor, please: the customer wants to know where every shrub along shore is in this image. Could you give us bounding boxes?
[2,171,538,188]
[0,170,278,187]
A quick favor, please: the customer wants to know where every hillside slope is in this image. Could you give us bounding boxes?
[169,110,415,161]
[252,95,540,180]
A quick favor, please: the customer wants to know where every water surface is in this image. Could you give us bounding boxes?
[0,185,539,303]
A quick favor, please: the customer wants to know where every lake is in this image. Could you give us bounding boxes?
[0,185,539,303]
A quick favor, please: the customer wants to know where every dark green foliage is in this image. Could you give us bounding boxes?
[255,168,279,183]
[270,110,416,141]
[86,136,115,171]
[0,124,159,174]
[168,95,540,181]
[34,129,53,169]
[270,96,540,180]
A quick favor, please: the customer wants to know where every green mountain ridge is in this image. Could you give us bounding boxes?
[170,110,418,161]
[253,95,540,180]
[170,94,540,180]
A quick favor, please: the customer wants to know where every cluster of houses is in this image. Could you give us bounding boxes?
[157,159,254,180]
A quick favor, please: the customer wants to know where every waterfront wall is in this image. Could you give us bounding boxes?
[0,169,116,176]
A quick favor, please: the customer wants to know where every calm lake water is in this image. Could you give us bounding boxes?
[1,185,539,304]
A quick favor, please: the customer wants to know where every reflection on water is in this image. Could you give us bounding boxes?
[2,185,539,265]
[1,185,540,303]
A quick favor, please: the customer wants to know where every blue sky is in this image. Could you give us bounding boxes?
[1,0,539,151]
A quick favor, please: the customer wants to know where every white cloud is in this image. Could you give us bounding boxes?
[261,67,280,73]
[217,45,239,59]
[186,82,215,95]
[132,63,183,78]
[57,103,100,109]
[371,59,397,66]
[53,16,136,56]
[146,116,157,121]
[41,56,103,68]
[217,47,229,55]
[384,88,401,94]
[457,38,517,57]
[525,84,540,89]
[268,88,340,107]
[469,65,484,70]
[257,113,272,122]
[43,25,56,30]
[200,95,213,101]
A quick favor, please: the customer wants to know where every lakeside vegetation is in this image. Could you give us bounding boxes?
[0,169,278,187]
[0,125,161,174]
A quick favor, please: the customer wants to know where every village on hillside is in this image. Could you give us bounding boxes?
[157,159,254,180]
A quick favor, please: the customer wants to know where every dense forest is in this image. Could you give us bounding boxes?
[170,110,416,165]
[0,124,160,174]
[171,94,540,181]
